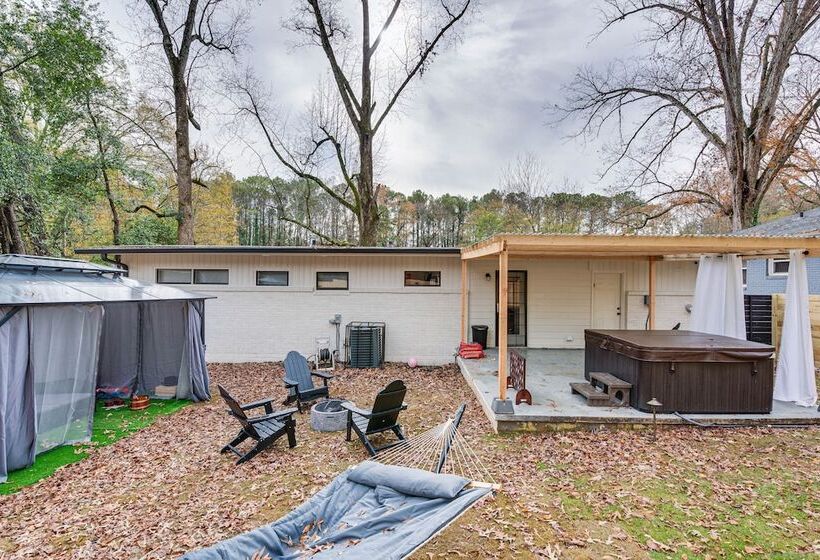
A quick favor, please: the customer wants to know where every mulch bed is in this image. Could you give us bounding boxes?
[0,363,817,559]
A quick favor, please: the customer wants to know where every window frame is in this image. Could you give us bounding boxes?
[192,268,229,285]
[404,270,442,287]
[316,271,349,291]
[156,268,193,285]
[256,270,289,287]
[767,258,790,277]
[741,263,747,288]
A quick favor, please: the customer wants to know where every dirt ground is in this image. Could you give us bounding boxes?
[0,363,817,559]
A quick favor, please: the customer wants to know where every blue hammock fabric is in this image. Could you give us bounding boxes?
[181,462,492,560]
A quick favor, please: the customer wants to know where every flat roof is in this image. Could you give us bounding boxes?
[461,233,820,260]
[75,245,461,256]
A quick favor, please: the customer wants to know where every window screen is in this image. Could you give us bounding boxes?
[257,271,289,286]
[404,270,441,287]
[156,269,192,284]
[316,272,349,290]
[194,269,229,285]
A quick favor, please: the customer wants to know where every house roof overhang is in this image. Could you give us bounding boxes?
[460,234,820,260]
[75,245,461,256]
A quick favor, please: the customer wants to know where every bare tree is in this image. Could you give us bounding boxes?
[561,0,820,230]
[135,0,246,244]
[236,0,473,245]
[499,152,550,232]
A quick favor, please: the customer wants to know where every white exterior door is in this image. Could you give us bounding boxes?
[592,273,622,329]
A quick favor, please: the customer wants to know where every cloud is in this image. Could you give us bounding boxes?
[100,0,645,197]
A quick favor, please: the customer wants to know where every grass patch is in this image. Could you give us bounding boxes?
[0,399,188,495]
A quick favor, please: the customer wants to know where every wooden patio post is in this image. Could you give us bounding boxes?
[648,257,657,330]
[461,258,468,342]
[497,248,509,401]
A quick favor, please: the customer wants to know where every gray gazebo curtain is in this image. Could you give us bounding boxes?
[29,305,103,454]
[0,307,35,483]
[97,303,140,393]
[96,300,210,401]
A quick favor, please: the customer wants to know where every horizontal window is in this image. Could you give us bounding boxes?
[404,270,441,287]
[768,258,789,276]
[194,269,229,285]
[316,271,348,290]
[157,268,192,284]
[257,270,289,287]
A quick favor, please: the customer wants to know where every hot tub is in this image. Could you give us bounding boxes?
[584,329,775,414]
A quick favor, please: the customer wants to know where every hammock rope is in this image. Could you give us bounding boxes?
[372,404,497,487]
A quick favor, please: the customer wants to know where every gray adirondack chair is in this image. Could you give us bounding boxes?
[283,351,333,412]
[218,384,297,464]
[343,380,407,456]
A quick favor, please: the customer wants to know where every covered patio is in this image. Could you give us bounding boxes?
[458,234,820,431]
[458,348,820,432]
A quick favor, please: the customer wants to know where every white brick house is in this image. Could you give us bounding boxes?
[75,245,698,364]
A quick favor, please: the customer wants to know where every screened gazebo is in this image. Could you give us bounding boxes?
[0,255,212,482]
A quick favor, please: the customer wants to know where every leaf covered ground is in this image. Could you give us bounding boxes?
[0,363,817,559]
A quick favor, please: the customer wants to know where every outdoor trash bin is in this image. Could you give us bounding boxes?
[471,325,489,349]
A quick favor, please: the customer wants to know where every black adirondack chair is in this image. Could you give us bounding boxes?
[283,351,334,412]
[342,380,407,457]
[218,384,297,464]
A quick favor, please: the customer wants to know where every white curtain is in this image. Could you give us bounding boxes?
[690,254,746,339]
[774,250,818,407]
[29,305,104,453]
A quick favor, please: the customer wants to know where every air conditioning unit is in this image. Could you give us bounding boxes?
[345,322,385,368]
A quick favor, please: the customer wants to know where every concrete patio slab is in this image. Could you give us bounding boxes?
[458,348,820,432]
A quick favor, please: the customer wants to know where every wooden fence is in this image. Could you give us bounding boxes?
[772,294,820,363]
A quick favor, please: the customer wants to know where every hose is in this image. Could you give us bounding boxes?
[673,412,813,429]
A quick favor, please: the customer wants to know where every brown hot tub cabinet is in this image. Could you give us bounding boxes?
[584,329,775,414]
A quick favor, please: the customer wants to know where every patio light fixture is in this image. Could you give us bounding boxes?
[647,397,662,440]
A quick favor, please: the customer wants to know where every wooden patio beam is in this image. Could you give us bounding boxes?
[497,248,508,402]
[461,234,820,259]
[461,239,504,260]
[461,259,468,341]
[648,257,656,330]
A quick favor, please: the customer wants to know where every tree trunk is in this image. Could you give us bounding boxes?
[357,1,378,246]
[103,168,121,245]
[2,204,24,253]
[357,137,379,245]
[174,73,195,245]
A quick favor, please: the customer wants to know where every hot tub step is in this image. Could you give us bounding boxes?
[589,372,632,406]
[569,382,611,407]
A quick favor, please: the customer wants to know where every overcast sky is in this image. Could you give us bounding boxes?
[100,1,645,197]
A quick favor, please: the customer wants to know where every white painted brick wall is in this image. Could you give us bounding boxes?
[121,253,697,362]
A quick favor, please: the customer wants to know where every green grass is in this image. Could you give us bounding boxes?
[0,399,189,495]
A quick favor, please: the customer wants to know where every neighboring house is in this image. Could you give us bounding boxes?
[76,244,699,364]
[735,208,820,295]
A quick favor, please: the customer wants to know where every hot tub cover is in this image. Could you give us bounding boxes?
[180,461,491,560]
[585,329,774,363]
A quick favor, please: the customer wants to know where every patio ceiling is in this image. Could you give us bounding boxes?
[460,233,820,260]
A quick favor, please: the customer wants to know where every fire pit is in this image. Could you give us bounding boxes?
[310,399,351,432]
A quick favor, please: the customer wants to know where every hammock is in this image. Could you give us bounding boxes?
[182,404,496,560]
